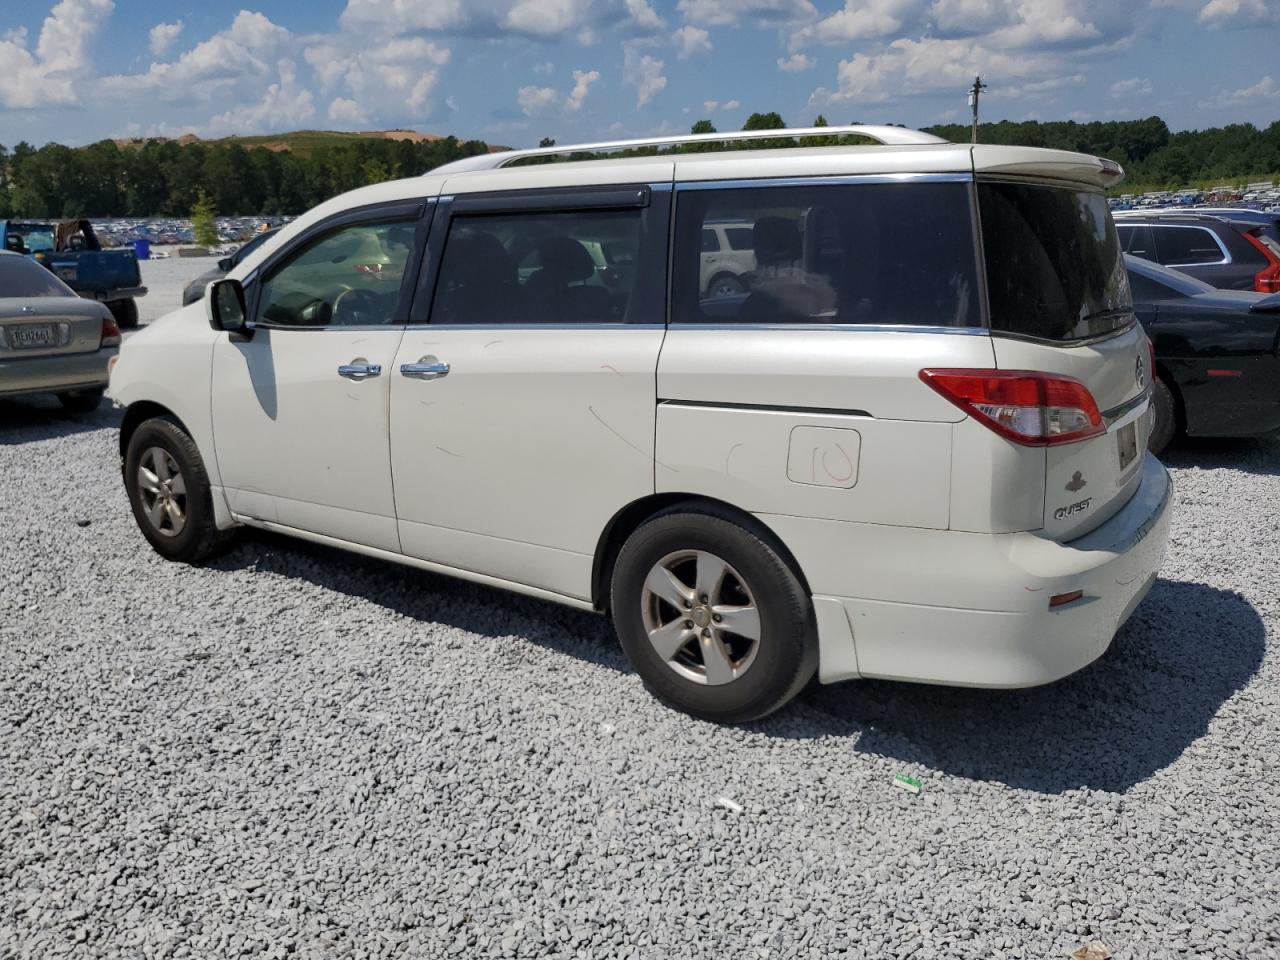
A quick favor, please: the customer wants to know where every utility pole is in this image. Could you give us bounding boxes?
[968,76,987,144]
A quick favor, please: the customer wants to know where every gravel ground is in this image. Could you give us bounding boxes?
[1,395,1278,958]
[135,255,219,326]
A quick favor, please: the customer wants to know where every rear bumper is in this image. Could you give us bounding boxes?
[764,453,1173,687]
[0,346,117,398]
[80,288,147,302]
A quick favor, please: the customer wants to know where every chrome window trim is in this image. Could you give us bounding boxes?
[990,317,1139,348]
[665,323,989,335]
[403,322,666,331]
[1102,387,1151,426]
[1147,223,1231,266]
[675,172,973,191]
[248,322,408,333]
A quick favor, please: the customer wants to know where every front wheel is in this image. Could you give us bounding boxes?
[610,507,818,723]
[124,417,235,562]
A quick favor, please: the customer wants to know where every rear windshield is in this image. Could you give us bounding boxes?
[0,255,75,298]
[979,182,1132,341]
[672,181,981,327]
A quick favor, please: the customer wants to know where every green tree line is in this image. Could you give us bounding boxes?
[0,135,489,220]
[1,115,1277,220]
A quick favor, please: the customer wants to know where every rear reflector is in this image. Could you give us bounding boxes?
[101,315,122,348]
[1049,590,1084,609]
[919,369,1104,446]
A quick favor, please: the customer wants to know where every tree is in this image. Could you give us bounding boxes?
[191,191,219,248]
[742,112,785,131]
[538,137,557,148]
[691,120,716,134]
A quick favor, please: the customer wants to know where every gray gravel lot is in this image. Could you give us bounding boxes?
[134,255,220,326]
[2,261,1279,958]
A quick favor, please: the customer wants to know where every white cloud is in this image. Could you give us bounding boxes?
[624,43,666,106]
[566,68,600,111]
[673,25,712,58]
[532,60,555,75]
[149,20,183,56]
[792,0,922,46]
[339,0,599,38]
[0,0,114,108]
[777,52,815,71]
[677,0,817,27]
[518,84,559,116]
[1205,75,1279,107]
[206,59,316,136]
[723,99,740,110]
[819,36,1060,105]
[1110,76,1153,96]
[702,99,740,112]
[625,0,665,30]
[328,97,367,124]
[304,36,451,119]
[1197,0,1274,25]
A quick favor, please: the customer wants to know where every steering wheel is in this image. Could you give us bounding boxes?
[331,287,383,326]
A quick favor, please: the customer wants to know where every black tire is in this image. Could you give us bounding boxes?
[124,417,235,562]
[610,506,818,723]
[56,388,105,413]
[108,298,139,329]
[1149,376,1178,456]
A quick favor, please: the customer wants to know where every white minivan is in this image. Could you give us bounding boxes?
[110,125,1172,722]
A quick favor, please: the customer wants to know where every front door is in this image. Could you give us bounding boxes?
[388,184,671,601]
[211,205,427,551]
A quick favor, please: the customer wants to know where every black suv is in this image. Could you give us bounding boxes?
[1114,211,1280,293]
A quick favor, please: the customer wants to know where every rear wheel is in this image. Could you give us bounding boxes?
[124,418,235,562]
[108,298,139,329]
[706,273,745,299]
[610,507,817,723]
[56,388,104,413]
[1149,377,1178,456]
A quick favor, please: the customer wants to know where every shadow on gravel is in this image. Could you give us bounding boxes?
[787,579,1265,794]
[1159,435,1280,477]
[211,532,627,674]
[0,396,122,444]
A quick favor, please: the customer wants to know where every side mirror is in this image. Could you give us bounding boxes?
[218,256,233,271]
[208,279,250,334]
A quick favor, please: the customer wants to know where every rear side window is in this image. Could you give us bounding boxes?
[979,182,1131,342]
[1118,223,1156,259]
[671,181,981,327]
[433,208,644,324]
[0,254,75,298]
[1153,226,1226,265]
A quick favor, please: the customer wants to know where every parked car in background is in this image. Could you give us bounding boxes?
[1127,254,1280,453]
[1189,207,1280,247]
[1,219,147,327]
[0,251,121,412]
[1114,211,1280,293]
[182,228,281,306]
[700,219,757,298]
[110,125,1170,723]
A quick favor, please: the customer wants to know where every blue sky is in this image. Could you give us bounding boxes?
[1,0,1278,149]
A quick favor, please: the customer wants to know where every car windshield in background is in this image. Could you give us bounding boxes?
[980,182,1132,341]
[0,255,76,298]
[672,181,981,327]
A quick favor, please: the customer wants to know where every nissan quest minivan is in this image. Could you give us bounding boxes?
[109,125,1172,722]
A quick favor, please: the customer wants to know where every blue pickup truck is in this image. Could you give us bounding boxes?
[1,219,147,328]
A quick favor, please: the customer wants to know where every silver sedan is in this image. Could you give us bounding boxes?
[0,250,120,412]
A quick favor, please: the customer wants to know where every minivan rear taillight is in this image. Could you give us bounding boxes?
[101,316,122,348]
[920,369,1104,446]
[1242,229,1280,294]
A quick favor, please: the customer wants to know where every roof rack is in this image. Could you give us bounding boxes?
[429,124,949,175]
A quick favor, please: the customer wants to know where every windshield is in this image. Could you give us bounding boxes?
[979,182,1132,341]
[0,254,76,298]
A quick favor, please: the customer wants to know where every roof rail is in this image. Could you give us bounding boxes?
[429,124,949,175]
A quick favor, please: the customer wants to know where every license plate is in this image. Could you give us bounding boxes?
[1117,421,1138,471]
[7,323,60,349]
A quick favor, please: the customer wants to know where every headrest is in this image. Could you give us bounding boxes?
[536,236,596,283]
[449,230,515,286]
[752,216,802,266]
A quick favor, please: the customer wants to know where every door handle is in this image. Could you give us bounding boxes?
[338,359,382,380]
[400,356,450,380]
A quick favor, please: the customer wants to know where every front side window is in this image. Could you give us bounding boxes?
[980,182,1131,342]
[1153,226,1226,266]
[671,181,981,327]
[257,221,416,327]
[432,208,644,324]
